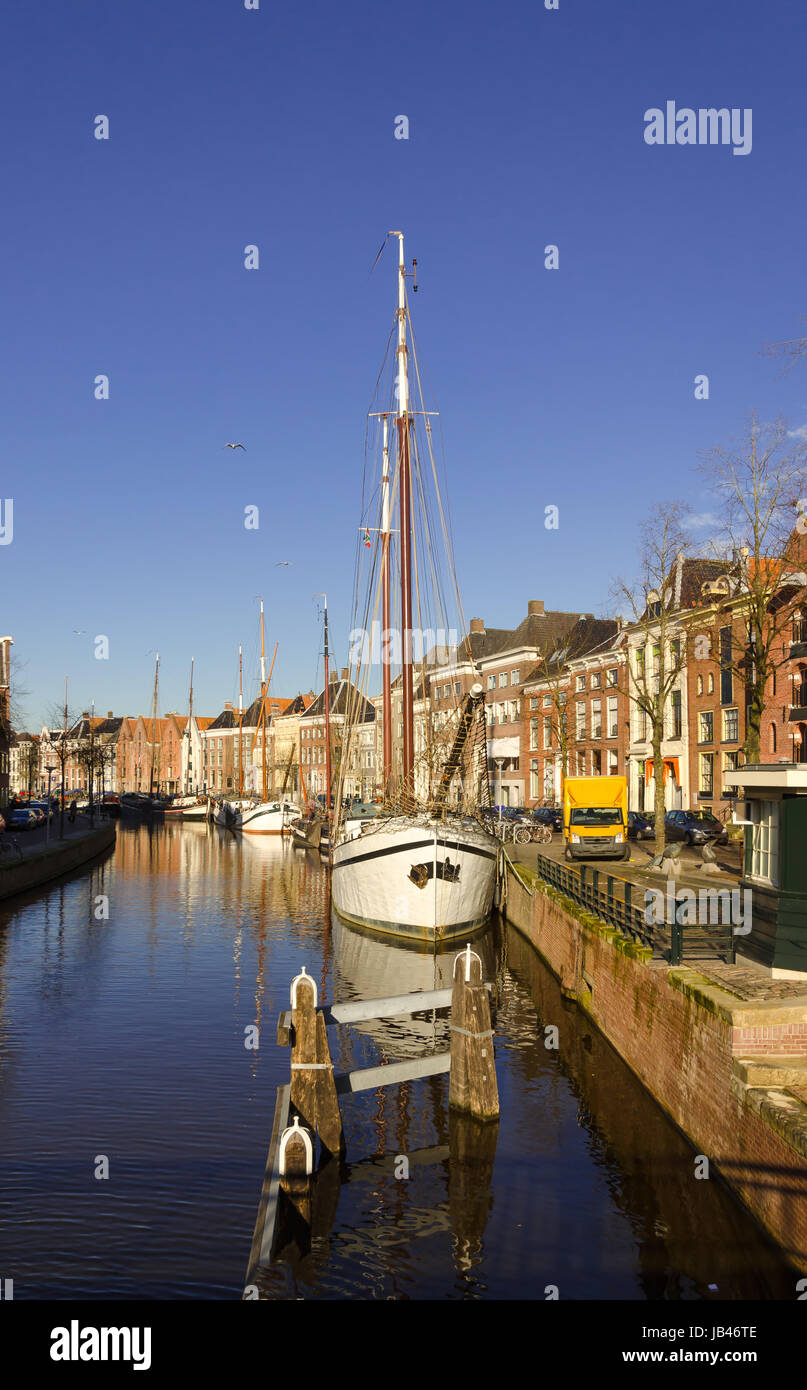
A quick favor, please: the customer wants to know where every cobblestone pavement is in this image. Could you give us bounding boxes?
[687,961,807,1002]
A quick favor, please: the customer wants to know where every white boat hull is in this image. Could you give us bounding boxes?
[216,799,300,833]
[330,815,498,943]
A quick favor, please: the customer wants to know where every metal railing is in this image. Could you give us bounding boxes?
[517,851,736,965]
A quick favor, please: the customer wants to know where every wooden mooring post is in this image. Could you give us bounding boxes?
[289,967,344,1157]
[246,948,499,1292]
[448,944,499,1121]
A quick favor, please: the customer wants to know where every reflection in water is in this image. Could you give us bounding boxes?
[0,823,797,1299]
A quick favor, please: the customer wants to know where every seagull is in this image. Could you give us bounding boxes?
[224,442,246,450]
[275,561,291,566]
[73,630,85,635]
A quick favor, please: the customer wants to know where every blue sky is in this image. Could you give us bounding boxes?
[2,0,806,727]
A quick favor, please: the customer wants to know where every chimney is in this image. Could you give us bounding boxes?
[340,667,348,680]
[469,617,485,634]
[107,710,113,719]
[329,670,338,683]
[82,710,89,719]
[528,600,544,616]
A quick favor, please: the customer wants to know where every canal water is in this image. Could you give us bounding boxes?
[0,821,796,1300]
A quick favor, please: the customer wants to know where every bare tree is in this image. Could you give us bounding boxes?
[762,317,807,377]
[699,414,807,762]
[613,503,692,852]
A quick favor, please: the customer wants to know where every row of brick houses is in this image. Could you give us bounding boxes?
[5,537,807,813]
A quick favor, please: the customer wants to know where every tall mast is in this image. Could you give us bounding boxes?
[318,593,332,812]
[393,230,415,799]
[259,597,268,802]
[187,657,194,794]
[381,414,392,790]
[238,643,244,797]
[150,652,159,795]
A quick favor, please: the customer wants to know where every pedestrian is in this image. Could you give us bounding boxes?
[68,799,77,823]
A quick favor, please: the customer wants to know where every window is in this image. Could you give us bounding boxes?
[606,667,618,687]
[724,751,740,776]
[699,753,714,796]
[723,707,739,742]
[750,799,779,884]
[576,675,585,692]
[719,627,733,704]
[769,723,777,754]
[543,718,552,749]
[543,694,551,708]
[511,669,520,685]
[499,673,507,688]
[454,682,461,696]
[530,760,539,799]
[699,711,714,743]
[575,702,586,739]
[592,749,602,775]
[529,696,538,710]
[707,673,714,694]
[607,750,618,776]
[487,675,496,691]
[607,696,618,738]
[671,689,682,739]
[591,698,602,738]
[591,672,601,689]
[697,674,703,695]
[576,751,586,775]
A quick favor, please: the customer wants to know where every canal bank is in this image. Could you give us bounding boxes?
[499,852,807,1275]
[0,819,116,900]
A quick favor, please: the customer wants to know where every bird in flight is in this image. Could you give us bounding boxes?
[275,561,291,566]
[225,442,246,450]
[73,630,85,635]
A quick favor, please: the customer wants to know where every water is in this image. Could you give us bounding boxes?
[0,821,795,1299]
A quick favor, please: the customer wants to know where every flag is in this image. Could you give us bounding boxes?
[363,528,371,548]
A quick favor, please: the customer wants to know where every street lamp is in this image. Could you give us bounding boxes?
[45,765,57,848]
[495,758,505,827]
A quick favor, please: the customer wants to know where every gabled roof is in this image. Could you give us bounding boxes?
[458,609,588,666]
[521,616,620,685]
[304,679,376,722]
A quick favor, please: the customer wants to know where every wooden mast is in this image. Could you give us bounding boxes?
[394,231,415,801]
[259,598,268,802]
[381,414,392,790]
[322,594,332,812]
[149,652,159,795]
[237,644,244,797]
[187,657,194,794]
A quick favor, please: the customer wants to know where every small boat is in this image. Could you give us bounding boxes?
[164,795,210,822]
[120,792,165,819]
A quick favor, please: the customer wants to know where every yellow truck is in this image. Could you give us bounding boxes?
[563,775,629,861]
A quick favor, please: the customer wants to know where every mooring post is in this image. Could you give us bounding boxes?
[449,944,499,1122]
[279,1116,314,1228]
[290,968,344,1157]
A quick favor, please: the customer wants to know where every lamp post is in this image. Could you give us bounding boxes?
[45,765,56,848]
[495,758,505,828]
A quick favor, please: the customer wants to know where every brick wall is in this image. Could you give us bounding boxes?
[501,864,807,1270]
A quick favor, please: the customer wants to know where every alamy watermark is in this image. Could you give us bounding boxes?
[349,622,458,666]
[644,103,752,156]
[645,883,752,933]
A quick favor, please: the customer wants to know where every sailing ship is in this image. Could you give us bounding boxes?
[330,232,498,943]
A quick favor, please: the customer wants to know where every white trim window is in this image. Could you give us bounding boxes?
[750,800,779,885]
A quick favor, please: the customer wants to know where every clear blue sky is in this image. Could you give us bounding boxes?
[2,0,806,728]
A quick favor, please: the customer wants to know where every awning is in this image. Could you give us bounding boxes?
[645,756,680,787]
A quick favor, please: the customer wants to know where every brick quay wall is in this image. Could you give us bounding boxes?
[498,860,807,1275]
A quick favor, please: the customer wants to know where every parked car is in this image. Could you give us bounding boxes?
[29,801,53,822]
[532,807,563,831]
[664,809,728,846]
[6,808,38,831]
[0,812,5,832]
[627,811,654,840]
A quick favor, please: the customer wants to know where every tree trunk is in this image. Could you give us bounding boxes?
[653,732,666,854]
